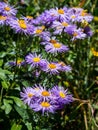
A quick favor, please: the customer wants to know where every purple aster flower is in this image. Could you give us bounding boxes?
[9,59,25,67]
[51,20,69,34]
[45,41,69,53]
[9,17,34,35]
[77,9,93,22]
[33,26,51,39]
[20,87,35,105]
[25,53,47,68]
[0,15,12,26]
[59,62,72,72]
[51,85,73,105]
[71,28,86,41]
[49,7,68,20]
[0,2,17,16]
[30,100,57,114]
[33,85,52,101]
[40,36,56,45]
[42,62,61,75]
[34,10,57,26]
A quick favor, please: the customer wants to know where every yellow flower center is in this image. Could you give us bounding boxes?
[59,91,66,98]
[48,63,56,69]
[81,10,87,16]
[62,22,68,27]
[18,20,27,29]
[58,9,64,14]
[17,60,22,64]
[71,15,76,19]
[33,57,40,62]
[53,43,61,48]
[41,101,50,107]
[0,15,7,20]
[73,32,78,36]
[28,93,33,98]
[36,29,43,34]
[4,6,11,11]
[42,91,50,96]
[50,40,57,44]
[26,16,33,19]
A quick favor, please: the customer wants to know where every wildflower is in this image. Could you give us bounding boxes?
[59,62,72,72]
[34,26,50,39]
[49,7,68,20]
[20,87,35,105]
[0,2,17,16]
[25,53,47,68]
[30,100,57,114]
[9,17,34,35]
[0,15,7,25]
[51,86,73,105]
[91,48,98,57]
[34,85,52,101]
[45,41,69,53]
[9,59,25,67]
[42,62,61,75]
[51,20,70,34]
[71,28,86,41]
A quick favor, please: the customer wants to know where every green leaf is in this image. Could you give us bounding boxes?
[25,122,32,130]
[10,96,26,108]
[2,99,13,114]
[14,105,29,120]
[1,81,9,89]
[11,122,22,130]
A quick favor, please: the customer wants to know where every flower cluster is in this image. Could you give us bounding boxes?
[25,53,71,75]
[20,85,73,114]
[1,2,93,115]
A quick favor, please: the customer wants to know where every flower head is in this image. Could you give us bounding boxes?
[51,86,73,105]
[45,41,69,53]
[25,53,47,68]
[9,17,34,35]
[0,2,17,16]
[42,62,61,75]
[20,87,35,105]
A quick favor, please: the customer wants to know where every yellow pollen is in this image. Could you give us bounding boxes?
[0,15,7,20]
[53,43,61,48]
[17,60,22,64]
[73,32,78,36]
[62,22,68,27]
[42,91,50,96]
[28,93,33,98]
[81,10,87,16]
[49,63,56,69]
[18,20,27,29]
[33,57,40,62]
[71,15,76,19]
[59,91,66,98]
[58,9,64,14]
[36,29,43,34]
[26,16,33,19]
[4,6,11,11]
[50,40,57,44]
[41,102,50,107]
